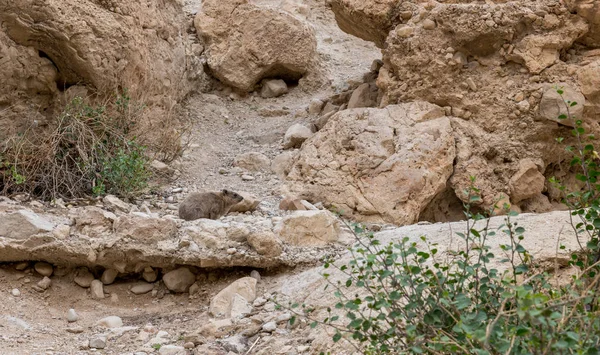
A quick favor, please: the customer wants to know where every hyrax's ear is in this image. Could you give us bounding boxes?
[222,189,229,194]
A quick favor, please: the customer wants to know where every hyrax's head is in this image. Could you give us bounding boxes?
[222,189,244,203]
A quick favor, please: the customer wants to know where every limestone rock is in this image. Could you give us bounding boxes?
[114,213,178,243]
[52,225,71,239]
[130,282,154,295]
[209,277,257,318]
[100,269,119,285]
[566,0,600,47]
[194,0,318,91]
[330,0,399,48]
[275,211,340,246]
[229,294,253,319]
[285,102,455,225]
[97,316,123,328]
[520,194,555,213]
[283,124,313,149]
[34,262,53,277]
[162,267,195,293]
[234,152,271,172]
[90,280,104,299]
[0,0,197,144]
[279,197,307,211]
[69,207,116,237]
[103,195,130,213]
[142,267,158,283]
[225,225,252,242]
[260,79,289,98]
[262,321,277,332]
[347,83,377,109]
[89,335,107,349]
[512,19,587,74]
[0,210,54,239]
[0,0,193,101]
[509,160,545,203]
[538,84,585,127]
[271,151,298,178]
[578,60,600,118]
[247,231,284,257]
[37,276,52,290]
[308,99,325,116]
[67,309,79,323]
[74,268,95,288]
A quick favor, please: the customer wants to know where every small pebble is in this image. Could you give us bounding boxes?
[227,248,237,254]
[422,19,436,29]
[262,321,277,332]
[241,174,255,181]
[67,309,79,323]
[37,276,52,290]
[131,282,154,295]
[89,335,107,349]
[15,262,29,271]
[250,270,261,282]
[184,342,195,349]
[11,288,21,297]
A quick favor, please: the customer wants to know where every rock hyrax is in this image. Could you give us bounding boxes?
[178,189,244,221]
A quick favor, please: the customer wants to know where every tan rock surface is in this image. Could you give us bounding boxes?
[209,277,257,318]
[194,0,318,91]
[285,102,455,225]
[274,210,341,246]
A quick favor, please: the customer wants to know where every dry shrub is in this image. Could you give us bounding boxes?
[0,87,188,200]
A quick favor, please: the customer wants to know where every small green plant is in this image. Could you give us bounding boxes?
[151,343,162,350]
[278,86,600,354]
[95,139,150,197]
[1,90,151,199]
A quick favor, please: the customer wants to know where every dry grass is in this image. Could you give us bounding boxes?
[0,86,190,200]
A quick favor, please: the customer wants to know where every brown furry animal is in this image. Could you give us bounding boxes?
[178,189,244,221]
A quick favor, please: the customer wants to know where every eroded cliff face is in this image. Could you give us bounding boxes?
[0,0,205,142]
[282,0,600,224]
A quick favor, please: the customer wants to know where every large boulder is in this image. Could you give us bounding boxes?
[194,0,318,91]
[285,102,456,225]
[0,0,192,99]
[0,0,203,151]
[330,0,597,213]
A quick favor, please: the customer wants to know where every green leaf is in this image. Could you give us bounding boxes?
[332,332,342,342]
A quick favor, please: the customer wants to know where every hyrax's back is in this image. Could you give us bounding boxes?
[178,190,243,221]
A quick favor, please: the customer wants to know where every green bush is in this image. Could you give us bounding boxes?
[1,90,151,199]
[283,86,600,354]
